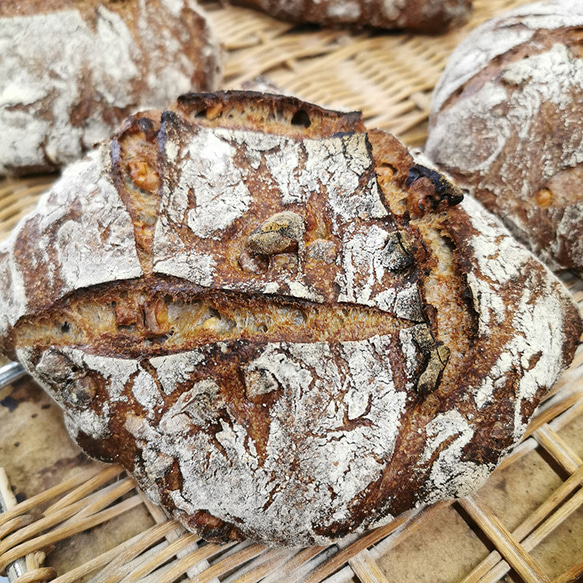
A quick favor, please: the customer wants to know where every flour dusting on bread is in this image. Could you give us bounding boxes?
[0,0,221,175]
[427,0,583,273]
[1,92,580,546]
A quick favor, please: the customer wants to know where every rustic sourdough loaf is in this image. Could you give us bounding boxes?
[231,0,472,33]
[0,0,221,176]
[0,92,580,546]
[426,0,583,274]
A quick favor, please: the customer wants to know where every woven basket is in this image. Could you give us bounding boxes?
[1,1,582,581]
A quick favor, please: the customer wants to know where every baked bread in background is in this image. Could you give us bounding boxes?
[231,0,472,33]
[0,0,221,176]
[0,92,580,546]
[425,0,583,274]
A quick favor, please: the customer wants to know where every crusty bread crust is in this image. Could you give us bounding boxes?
[0,0,221,176]
[232,0,472,33]
[426,0,583,274]
[1,91,580,546]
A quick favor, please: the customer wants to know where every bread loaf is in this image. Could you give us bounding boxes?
[0,0,221,176]
[426,0,583,274]
[1,91,580,546]
[231,0,472,33]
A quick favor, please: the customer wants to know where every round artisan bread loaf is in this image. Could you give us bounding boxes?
[0,92,580,546]
[426,0,583,274]
[231,0,472,33]
[0,0,221,176]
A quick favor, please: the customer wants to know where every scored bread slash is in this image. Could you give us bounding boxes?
[0,91,580,546]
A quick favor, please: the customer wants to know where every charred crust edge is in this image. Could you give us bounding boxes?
[173,90,365,137]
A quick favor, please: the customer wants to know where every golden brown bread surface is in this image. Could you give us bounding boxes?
[0,0,221,176]
[231,0,473,33]
[1,92,581,546]
[426,0,583,274]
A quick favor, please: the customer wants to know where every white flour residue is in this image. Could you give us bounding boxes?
[337,224,391,306]
[461,197,535,337]
[0,240,27,336]
[500,44,583,159]
[161,0,186,18]
[381,0,405,20]
[154,247,217,286]
[337,224,419,317]
[248,343,315,399]
[264,140,304,204]
[180,129,251,238]
[160,377,223,429]
[18,346,113,440]
[303,134,387,222]
[217,129,385,216]
[150,351,206,395]
[52,150,143,291]
[553,202,583,265]
[82,351,139,401]
[328,1,361,19]
[465,271,506,336]
[0,9,137,172]
[512,0,583,32]
[464,197,528,287]
[427,8,583,272]
[398,327,422,381]
[215,418,259,470]
[471,280,566,430]
[430,0,583,115]
[132,368,163,415]
[0,147,141,334]
[421,411,491,503]
[510,287,567,439]
[126,335,407,545]
[473,355,512,410]
[427,84,511,175]
[420,410,471,464]
[63,403,111,441]
[286,280,325,303]
[257,337,406,531]
[394,284,424,322]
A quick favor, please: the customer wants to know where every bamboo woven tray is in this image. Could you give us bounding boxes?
[1,0,583,581]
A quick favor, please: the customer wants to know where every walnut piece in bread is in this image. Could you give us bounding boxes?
[426,0,583,274]
[232,0,472,33]
[0,92,580,546]
[0,0,221,176]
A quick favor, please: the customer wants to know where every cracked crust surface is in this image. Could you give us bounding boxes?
[0,0,221,176]
[0,91,581,546]
[231,0,472,33]
[426,0,583,274]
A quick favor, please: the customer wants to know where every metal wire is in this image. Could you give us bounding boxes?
[0,362,26,389]
[0,364,28,582]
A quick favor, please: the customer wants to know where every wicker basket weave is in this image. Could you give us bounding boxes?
[1,1,582,581]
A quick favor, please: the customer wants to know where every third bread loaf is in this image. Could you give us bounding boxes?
[426,0,583,274]
[232,0,472,33]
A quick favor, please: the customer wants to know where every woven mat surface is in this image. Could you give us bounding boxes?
[1,1,583,582]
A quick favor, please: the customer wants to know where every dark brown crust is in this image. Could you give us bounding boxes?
[231,0,473,33]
